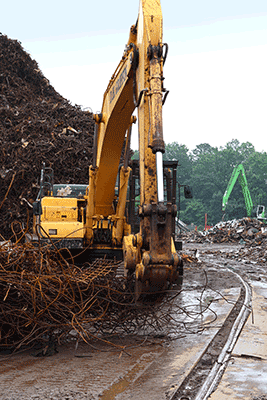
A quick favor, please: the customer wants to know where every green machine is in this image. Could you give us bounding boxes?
[222,164,265,222]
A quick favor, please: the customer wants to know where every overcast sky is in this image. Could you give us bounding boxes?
[2,0,267,152]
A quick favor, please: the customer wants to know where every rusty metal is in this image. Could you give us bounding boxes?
[0,235,195,349]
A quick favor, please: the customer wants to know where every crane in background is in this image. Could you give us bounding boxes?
[222,164,265,222]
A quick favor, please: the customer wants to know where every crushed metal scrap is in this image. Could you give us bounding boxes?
[0,34,95,240]
[0,240,199,350]
[183,217,267,245]
[182,217,267,267]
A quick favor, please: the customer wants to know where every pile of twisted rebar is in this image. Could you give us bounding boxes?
[0,238,190,350]
[0,239,129,348]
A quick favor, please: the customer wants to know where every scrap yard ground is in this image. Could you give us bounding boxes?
[1,224,267,399]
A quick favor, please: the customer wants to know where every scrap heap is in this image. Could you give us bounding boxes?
[0,34,95,239]
[182,217,267,265]
[208,218,267,245]
[0,241,188,349]
[0,34,188,349]
[184,218,267,245]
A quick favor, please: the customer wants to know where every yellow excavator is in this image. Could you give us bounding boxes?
[29,0,184,301]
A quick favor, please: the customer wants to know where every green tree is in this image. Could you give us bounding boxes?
[244,151,267,212]
[189,140,256,225]
[130,138,265,227]
[181,198,206,227]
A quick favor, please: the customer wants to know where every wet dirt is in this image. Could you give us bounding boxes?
[187,242,267,400]
[0,242,261,400]
[209,281,267,400]
[0,339,164,400]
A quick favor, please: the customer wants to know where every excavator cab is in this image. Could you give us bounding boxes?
[256,205,266,222]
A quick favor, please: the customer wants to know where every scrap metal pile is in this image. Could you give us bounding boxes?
[0,241,129,348]
[184,218,267,245]
[0,241,196,349]
[0,34,95,240]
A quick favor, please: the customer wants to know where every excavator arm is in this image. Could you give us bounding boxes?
[85,40,138,246]
[31,0,182,302]
[86,0,182,300]
[222,164,253,217]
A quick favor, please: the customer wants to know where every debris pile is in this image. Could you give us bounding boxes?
[0,241,124,348]
[183,218,267,245]
[0,241,189,349]
[224,245,267,267]
[0,34,95,239]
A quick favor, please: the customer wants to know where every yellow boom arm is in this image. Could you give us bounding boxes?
[85,0,182,300]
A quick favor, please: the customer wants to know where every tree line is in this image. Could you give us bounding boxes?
[133,139,267,228]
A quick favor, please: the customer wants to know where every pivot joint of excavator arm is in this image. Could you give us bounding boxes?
[93,113,107,124]
[139,201,177,219]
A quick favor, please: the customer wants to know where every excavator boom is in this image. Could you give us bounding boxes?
[222,164,253,217]
[30,0,183,302]
[222,164,266,222]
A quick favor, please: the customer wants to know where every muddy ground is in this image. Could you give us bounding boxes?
[1,242,264,400]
